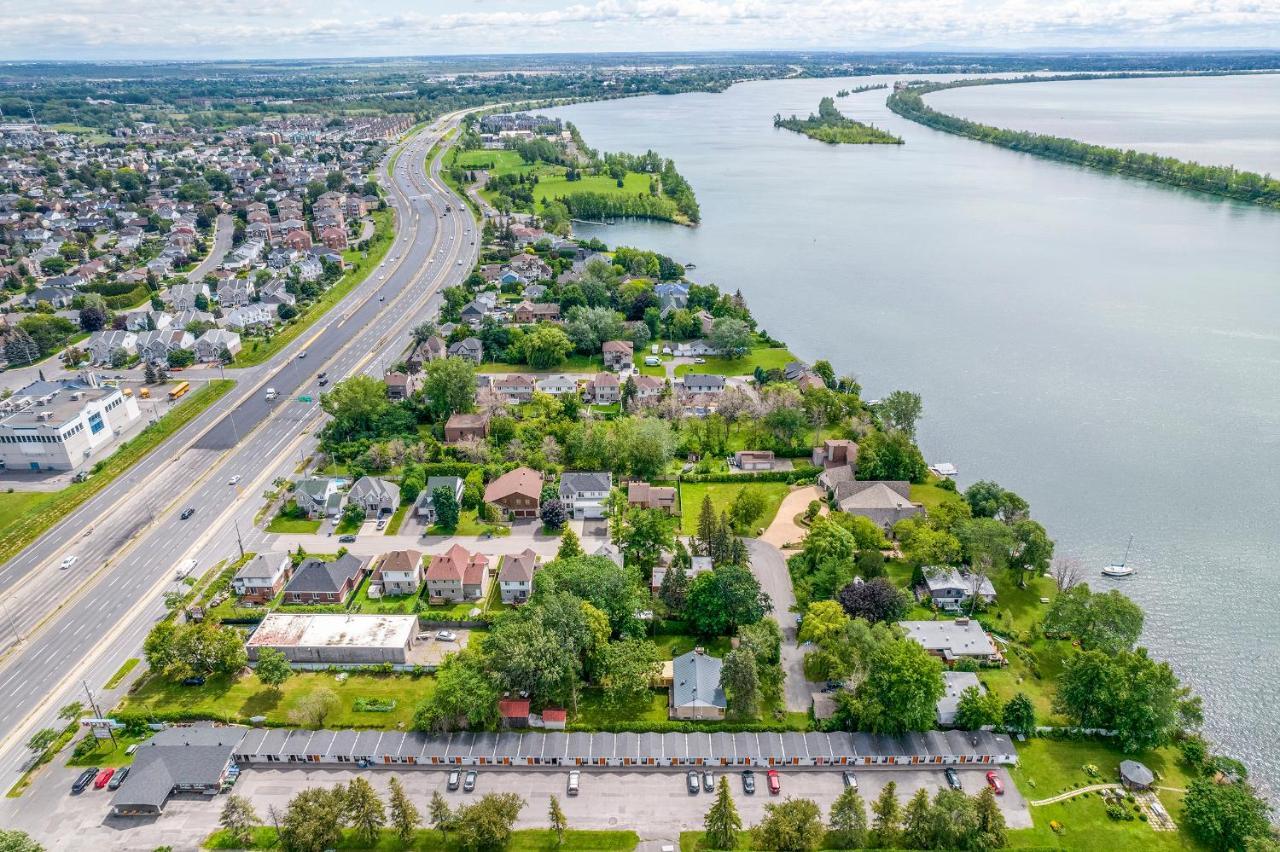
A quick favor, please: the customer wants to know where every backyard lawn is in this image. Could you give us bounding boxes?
[909,479,965,512]
[349,575,421,614]
[116,671,434,729]
[677,481,791,535]
[674,347,796,377]
[574,689,670,727]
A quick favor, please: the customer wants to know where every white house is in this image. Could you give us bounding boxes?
[558,471,612,520]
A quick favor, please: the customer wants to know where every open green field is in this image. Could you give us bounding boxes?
[674,347,796,377]
[677,481,791,535]
[207,826,639,851]
[0,379,233,567]
[452,149,529,172]
[265,510,321,534]
[116,671,434,729]
[534,171,655,206]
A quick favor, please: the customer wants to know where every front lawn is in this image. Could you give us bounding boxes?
[265,510,321,534]
[677,481,791,535]
[116,670,434,729]
[427,509,509,537]
[66,731,148,768]
[384,503,410,535]
[674,347,796,377]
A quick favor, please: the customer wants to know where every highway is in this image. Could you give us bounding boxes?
[0,110,480,797]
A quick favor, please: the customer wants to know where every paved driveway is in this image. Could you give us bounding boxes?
[744,538,820,712]
[760,485,825,550]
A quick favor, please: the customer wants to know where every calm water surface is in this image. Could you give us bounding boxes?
[549,74,1280,794]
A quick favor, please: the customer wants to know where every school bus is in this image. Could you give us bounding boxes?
[167,381,190,401]
[138,387,151,399]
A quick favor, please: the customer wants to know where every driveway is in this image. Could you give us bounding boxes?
[760,485,825,550]
[744,537,820,712]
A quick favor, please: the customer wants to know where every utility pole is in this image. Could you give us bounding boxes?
[234,519,245,560]
[83,680,116,747]
[0,599,21,646]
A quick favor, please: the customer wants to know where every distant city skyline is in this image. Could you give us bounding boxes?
[3,0,1279,61]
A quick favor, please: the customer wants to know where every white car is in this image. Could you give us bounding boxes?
[435,630,458,642]
[456,260,463,265]
[694,357,707,364]
[228,474,241,485]
[59,555,78,570]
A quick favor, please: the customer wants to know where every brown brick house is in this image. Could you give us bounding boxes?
[484,466,542,519]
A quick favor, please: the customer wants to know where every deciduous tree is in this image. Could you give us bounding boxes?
[288,688,339,729]
[827,786,868,849]
[720,647,761,718]
[344,776,385,845]
[280,786,346,852]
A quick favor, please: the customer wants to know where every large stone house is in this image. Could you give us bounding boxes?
[425,544,490,603]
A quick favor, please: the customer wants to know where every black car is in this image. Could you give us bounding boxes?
[447,769,460,791]
[318,377,328,386]
[741,770,756,795]
[71,768,97,794]
[107,766,130,790]
[944,767,962,791]
[180,507,195,520]
[686,770,700,794]
[842,771,857,789]
[463,770,478,792]
[181,675,206,687]
[338,534,357,543]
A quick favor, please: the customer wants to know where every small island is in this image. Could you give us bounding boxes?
[774,96,903,145]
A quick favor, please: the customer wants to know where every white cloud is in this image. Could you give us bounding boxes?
[1,0,1277,59]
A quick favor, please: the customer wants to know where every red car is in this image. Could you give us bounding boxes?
[93,768,115,790]
[766,769,780,795]
[985,771,1004,795]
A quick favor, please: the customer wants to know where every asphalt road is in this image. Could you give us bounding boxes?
[0,111,480,800]
[744,538,820,712]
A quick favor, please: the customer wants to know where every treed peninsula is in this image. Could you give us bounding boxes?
[774,96,904,145]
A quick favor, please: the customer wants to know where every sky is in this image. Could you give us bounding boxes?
[1,0,1278,61]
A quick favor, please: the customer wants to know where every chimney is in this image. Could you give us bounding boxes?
[956,617,970,626]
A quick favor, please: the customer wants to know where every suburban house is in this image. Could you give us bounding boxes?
[835,480,924,530]
[669,649,727,721]
[584,372,620,404]
[194,329,242,362]
[628,481,677,513]
[425,544,490,603]
[812,438,857,469]
[283,553,369,605]
[919,568,998,613]
[412,476,465,522]
[674,339,719,358]
[109,725,240,816]
[937,671,984,726]
[899,618,1003,664]
[406,336,447,371]
[293,477,343,519]
[136,329,194,364]
[86,330,138,365]
[558,471,612,520]
[536,374,577,397]
[602,340,634,372]
[384,372,418,401]
[652,555,713,595]
[498,548,541,605]
[484,466,542,519]
[513,301,561,324]
[494,374,536,403]
[680,373,725,395]
[231,552,292,603]
[375,550,424,597]
[348,476,400,518]
[444,412,489,443]
[654,281,689,313]
[733,450,775,471]
[632,375,665,402]
[447,337,483,363]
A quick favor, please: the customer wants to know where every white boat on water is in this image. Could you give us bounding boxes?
[1102,535,1136,578]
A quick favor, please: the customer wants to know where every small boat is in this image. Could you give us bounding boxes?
[1101,535,1136,578]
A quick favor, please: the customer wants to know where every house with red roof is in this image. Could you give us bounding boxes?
[424,544,490,603]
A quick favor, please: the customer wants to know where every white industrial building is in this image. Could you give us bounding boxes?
[246,613,417,666]
[0,375,141,472]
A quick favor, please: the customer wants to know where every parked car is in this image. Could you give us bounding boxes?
[694,357,706,364]
[463,770,477,792]
[741,770,756,794]
[944,767,962,790]
[93,768,115,790]
[338,534,357,543]
[71,768,97,794]
[181,675,206,687]
[686,770,700,794]
[567,770,580,796]
[107,766,130,790]
[766,769,781,795]
[376,518,387,530]
[986,771,1004,795]
[447,769,460,791]
[436,630,458,641]
[703,770,714,792]
[59,555,77,570]
[843,771,858,789]
[180,507,196,520]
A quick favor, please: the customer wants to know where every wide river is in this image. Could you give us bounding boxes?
[549,73,1280,794]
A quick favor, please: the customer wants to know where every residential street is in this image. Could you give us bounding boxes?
[744,537,820,713]
[185,213,234,281]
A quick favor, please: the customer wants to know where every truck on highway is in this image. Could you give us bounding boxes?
[264,388,278,401]
[167,381,190,401]
[174,558,197,580]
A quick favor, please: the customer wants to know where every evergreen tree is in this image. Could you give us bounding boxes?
[429,791,453,844]
[827,786,868,849]
[974,786,1008,848]
[344,776,385,845]
[696,494,718,555]
[727,535,749,568]
[659,564,690,615]
[557,526,583,559]
[144,362,157,384]
[387,776,420,845]
[704,775,743,850]
[900,787,932,849]
[548,794,568,847]
[870,781,901,849]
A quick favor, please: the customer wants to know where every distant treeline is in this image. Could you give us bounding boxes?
[886,75,1280,209]
[774,97,903,145]
[837,84,889,97]
[554,191,687,224]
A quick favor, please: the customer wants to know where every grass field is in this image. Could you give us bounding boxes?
[104,658,141,690]
[533,171,655,206]
[574,689,670,727]
[674,347,796,377]
[427,509,509,537]
[0,379,233,567]
[116,671,435,729]
[265,510,322,534]
[677,482,791,535]
[350,575,420,614]
[66,731,148,768]
[206,826,639,850]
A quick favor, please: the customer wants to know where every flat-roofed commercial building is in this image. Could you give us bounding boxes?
[0,376,140,472]
[246,613,416,666]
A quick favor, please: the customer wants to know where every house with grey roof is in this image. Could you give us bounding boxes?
[283,553,369,605]
[559,471,612,520]
[293,477,342,519]
[670,649,727,720]
[232,552,292,603]
[447,337,483,363]
[413,476,464,522]
[900,618,1002,663]
[835,480,923,532]
[348,476,400,518]
[498,548,542,605]
[919,568,997,613]
[680,373,726,395]
[85,330,138,365]
[109,725,242,816]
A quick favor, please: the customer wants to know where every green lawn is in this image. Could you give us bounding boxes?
[0,379,233,567]
[674,347,796,377]
[350,574,421,614]
[116,671,435,729]
[909,479,964,512]
[206,826,638,851]
[653,634,732,659]
[265,510,322,534]
[480,354,603,374]
[677,481,791,535]
[385,503,410,535]
[421,600,485,620]
[452,149,529,172]
[66,732,148,768]
[534,171,655,206]
[427,510,509,537]
[104,658,140,689]
[574,688,670,727]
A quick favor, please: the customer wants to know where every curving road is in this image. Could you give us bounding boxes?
[0,110,481,797]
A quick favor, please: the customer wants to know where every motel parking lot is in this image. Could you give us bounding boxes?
[14,763,1030,850]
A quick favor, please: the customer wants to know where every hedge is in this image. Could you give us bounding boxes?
[680,467,820,484]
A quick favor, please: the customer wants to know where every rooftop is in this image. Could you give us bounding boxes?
[247,613,416,650]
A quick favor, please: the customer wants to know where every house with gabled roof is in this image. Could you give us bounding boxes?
[425,544,490,603]
[498,548,541,605]
[283,553,369,605]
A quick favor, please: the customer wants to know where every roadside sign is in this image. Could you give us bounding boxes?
[297,395,312,403]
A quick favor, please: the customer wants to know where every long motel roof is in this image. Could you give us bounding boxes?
[232,728,1015,765]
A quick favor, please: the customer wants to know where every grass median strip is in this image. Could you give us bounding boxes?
[0,379,234,569]
[103,658,140,690]
[205,827,639,850]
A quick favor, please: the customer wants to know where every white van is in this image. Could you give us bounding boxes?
[644,356,661,367]
[264,388,278,401]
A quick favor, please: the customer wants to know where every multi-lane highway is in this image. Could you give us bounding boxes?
[0,110,480,794]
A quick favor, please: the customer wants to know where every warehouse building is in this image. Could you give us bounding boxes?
[0,375,141,472]
[246,613,417,666]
